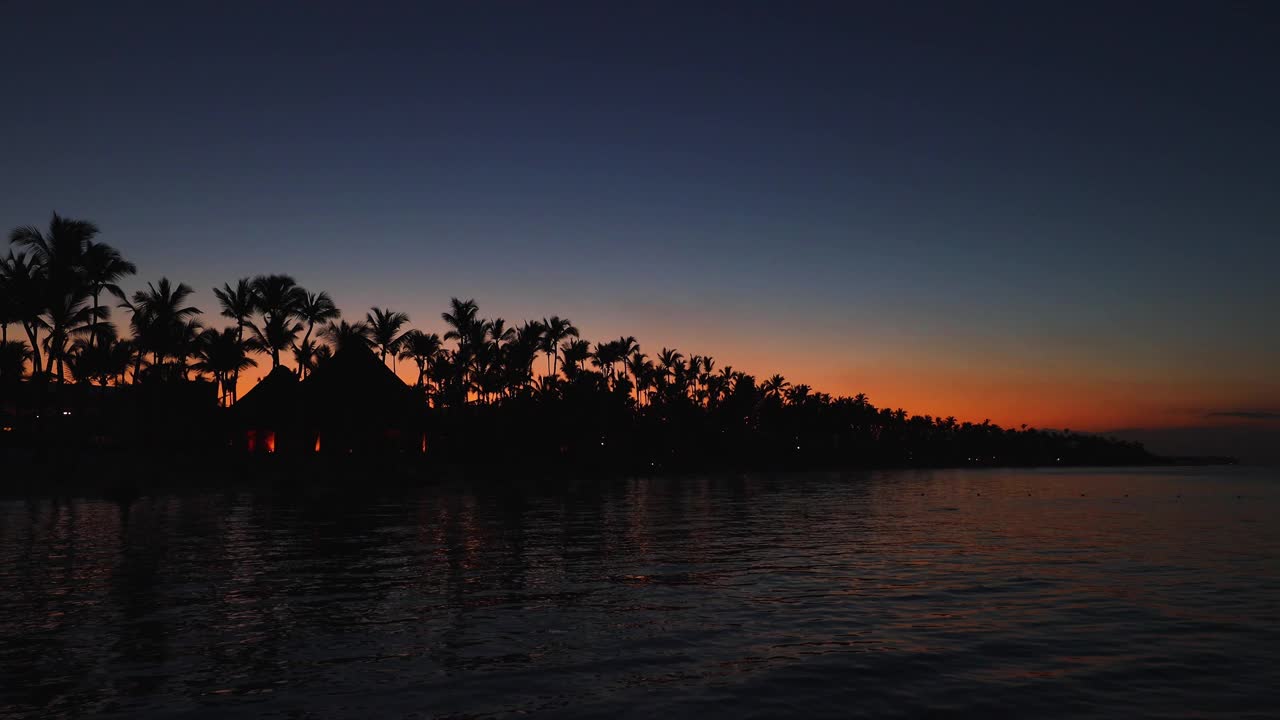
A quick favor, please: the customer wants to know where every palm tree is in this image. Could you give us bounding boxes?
[785,384,812,406]
[442,298,481,400]
[487,317,515,347]
[248,313,301,370]
[615,336,639,388]
[292,337,323,380]
[0,340,29,384]
[212,278,255,399]
[688,355,703,399]
[8,211,89,254]
[428,349,462,405]
[541,315,578,377]
[591,340,614,377]
[510,320,545,391]
[442,298,480,344]
[0,263,12,346]
[174,319,207,380]
[194,327,257,405]
[626,351,650,404]
[213,279,255,343]
[103,336,135,386]
[398,329,442,389]
[657,347,684,393]
[79,240,136,349]
[249,274,304,368]
[641,359,660,405]
[762,374,790,398]
[0,252,45,374]
[560,338,591,377]
[68,329,134,386]
[696,356,719,405]
[297,290,340,350]
[41,290,98,382]
[320,319,373,352]
[366,306,410,367]
[10,214,103,376]
[313,343,332,365]
[9,212,95,288]
[126,278,201,376]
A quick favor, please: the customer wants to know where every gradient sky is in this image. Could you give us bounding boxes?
[3,2,1278,457]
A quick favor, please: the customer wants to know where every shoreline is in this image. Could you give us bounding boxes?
[1,448,1240,500]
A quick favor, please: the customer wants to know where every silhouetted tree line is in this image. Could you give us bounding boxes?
[1,213,1154,470]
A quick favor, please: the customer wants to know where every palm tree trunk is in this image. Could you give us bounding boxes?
[23,323,42,375]
[232,320,245,401]
[44,329,56,374]
[298,322,315,380]
[90,291,101,350]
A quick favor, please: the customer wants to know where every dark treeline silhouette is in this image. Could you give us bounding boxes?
[1,212,1163,478]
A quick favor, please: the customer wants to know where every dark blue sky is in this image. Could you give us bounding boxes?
[3,1,1278,454]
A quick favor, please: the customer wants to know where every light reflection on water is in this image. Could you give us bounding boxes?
[1,467,1278,718]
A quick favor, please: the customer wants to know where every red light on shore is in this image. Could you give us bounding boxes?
[265,431,276,453]
[314,434,322,452]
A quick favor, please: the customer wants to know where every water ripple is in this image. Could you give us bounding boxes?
[1,467,1279,718]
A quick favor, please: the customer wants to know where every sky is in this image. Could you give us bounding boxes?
[3,1,1278,460]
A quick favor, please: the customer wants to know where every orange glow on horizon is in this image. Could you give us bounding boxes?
[222,311,1279,436]
[229,358,1277,435]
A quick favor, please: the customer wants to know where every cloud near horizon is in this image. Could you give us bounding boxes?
[1205,410,1280,421]
[1105,425,1280,466]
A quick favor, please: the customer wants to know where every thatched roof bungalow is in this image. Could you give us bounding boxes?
[300,344,424,454]
[229,345,425,456]
[231,365,300,453]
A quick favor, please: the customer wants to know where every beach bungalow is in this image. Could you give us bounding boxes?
[299,344,425,455]
[229,344,426,456]
[231,366,301,454]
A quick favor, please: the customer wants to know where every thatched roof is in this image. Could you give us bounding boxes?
[300,344,417,422]
[232,366,300,425]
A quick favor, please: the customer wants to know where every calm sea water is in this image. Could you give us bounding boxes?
[1,467,1278,719]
